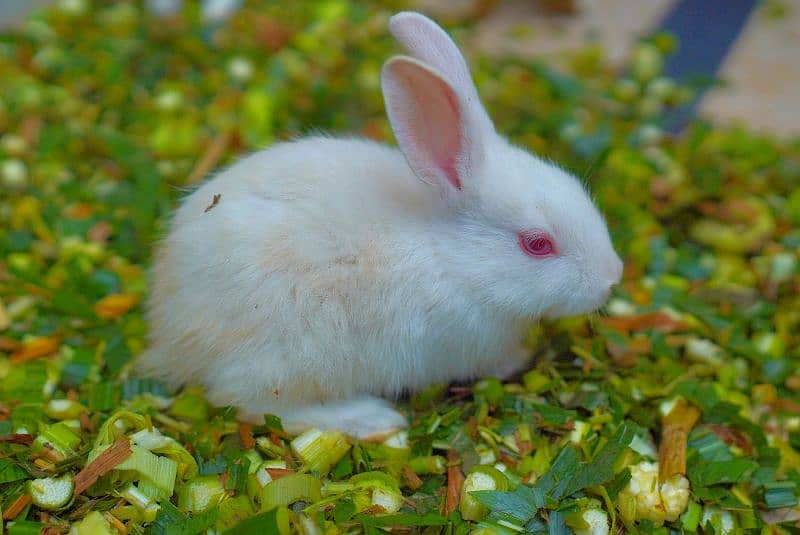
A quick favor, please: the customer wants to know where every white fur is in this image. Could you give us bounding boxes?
[136,12,622,438]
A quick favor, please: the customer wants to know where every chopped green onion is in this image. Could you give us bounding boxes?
[215,494,256,531]
[137,478,166,502]
[460,465,509,521]
[6,521,45,535]
[569,420,590,443]
[177,475,227,514]
[408,456,447,475]
[119,482,161,522]
[474,378,504,405]
[737,508,760,530]
[92,410,149,447]
[243,450,263,473]
[570,507,609,535]
[370,487,403,513]
[256,436,286,459]
[350,471,403,513]
[224,506,291,535]
[377,431,411,460]
[522,370,551,393]
[67,511,115,535]
[113,444,179,499]
[88,382,120,411]
[109,505,143,522]
[290,429,351,476]
[32,422,81,459]
[247,462,276,498]
[296,513,323,535]
[225,457,251,494]
[28,474,74,510]
[168,386,209,421]
[763,481,798,509]
[129,427,198,480]
[44,399,86,420]
[260,473,322,511]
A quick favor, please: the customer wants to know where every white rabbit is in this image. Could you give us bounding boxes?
[135,12,623,438]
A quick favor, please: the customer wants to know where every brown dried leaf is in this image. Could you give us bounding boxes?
[88,221,114,243]
[600,312,688,333]
[238,423,255,449]
[94,294,140,319]
[401,464,423,491]
[265,468,295,480]
[10,336,61,364]
[0,433,34,445]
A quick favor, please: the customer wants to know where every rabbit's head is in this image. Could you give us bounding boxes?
[382,12,622,319]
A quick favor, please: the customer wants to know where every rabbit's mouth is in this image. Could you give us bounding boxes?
[541,289,612,320]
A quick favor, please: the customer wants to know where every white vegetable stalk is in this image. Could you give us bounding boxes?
[290,428,351,476]
[460,465,509,521]
[29,474,74,510]
[617,461,690,526]
[574,508,609,535]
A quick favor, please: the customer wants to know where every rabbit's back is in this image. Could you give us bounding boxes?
[139,137,467,405]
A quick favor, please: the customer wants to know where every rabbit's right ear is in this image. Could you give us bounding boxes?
[388,12,494,134]
[381,56,487,197]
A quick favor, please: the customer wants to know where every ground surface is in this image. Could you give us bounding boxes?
[0,1,799,534]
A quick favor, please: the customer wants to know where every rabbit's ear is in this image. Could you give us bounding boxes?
[388,11,494,134]
[382,56,486,194]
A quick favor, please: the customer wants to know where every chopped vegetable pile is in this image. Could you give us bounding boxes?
[1,1,799,533]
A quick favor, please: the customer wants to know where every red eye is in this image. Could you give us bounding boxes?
[518,232,556,258]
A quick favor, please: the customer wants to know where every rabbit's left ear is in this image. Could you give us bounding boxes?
[382,56,488,196]
[388,11,495,135]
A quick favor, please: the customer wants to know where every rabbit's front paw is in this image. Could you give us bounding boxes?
[277,397,407,441]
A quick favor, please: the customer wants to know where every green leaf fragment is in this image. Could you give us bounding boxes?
[356,512,449,527]
[224,506,291,535]
[472,486,543,524]
[763,481,798,509]
[0,459,29,484]
[5,521,46,535]
[688,458,758,487]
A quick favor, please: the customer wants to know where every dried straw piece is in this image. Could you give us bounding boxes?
[238,422,255,449]
[659,399,701,481]
[74,438,133,495]
[2,493,32,520]
[401,464,423,491]
[10,336,61,364]
[444,450,464,516]
[265,468,295,480]
[0,433,34,445]
[186,131,230,185]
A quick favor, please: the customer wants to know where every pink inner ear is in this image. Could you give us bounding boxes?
[388,60,466,192]
[437,88,462,190]
[441,160,461,190]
